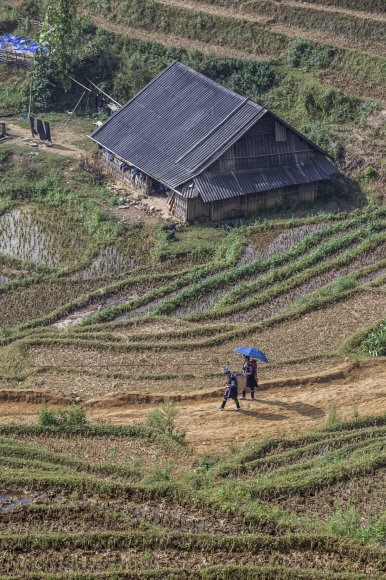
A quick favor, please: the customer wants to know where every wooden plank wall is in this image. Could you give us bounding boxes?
[212,114,316,173]
[185,182,319,222]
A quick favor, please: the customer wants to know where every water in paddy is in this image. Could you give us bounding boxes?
[237,222,330,265]
[75,247,135,279]
[0,492,32,513]
[0,206,89,267]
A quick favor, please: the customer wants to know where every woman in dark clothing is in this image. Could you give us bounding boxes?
[218,366,240,411]
[241,358,258,400]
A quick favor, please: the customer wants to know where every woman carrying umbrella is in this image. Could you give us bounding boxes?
[241,356,258,400]
[233,346,269,401]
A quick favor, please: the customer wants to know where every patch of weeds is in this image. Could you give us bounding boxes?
[37,399,88,427]
[146,397,186,444]
[199,455,218,470]
[360,165,377,183]
[284,38,336,71]
[0,325,14,338]
[142,460,172,484]
[325,402,342,428]
[300,121,336,157]
[361,320,386,357]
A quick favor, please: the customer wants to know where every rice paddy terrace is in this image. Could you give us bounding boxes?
[3,414,386,577]
[87,0,386,103]
[2,0,386,573]
[2,201,386,399]
[1,139,386,576]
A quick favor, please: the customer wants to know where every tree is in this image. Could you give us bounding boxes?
[38,0,79,85]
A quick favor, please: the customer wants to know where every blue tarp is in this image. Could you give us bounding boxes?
[0,34,43,53]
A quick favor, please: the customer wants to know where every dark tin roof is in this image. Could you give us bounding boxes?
[90,61,335,195]
[186,157,337,202]
[90,61,264,187]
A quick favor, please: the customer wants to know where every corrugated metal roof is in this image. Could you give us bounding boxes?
[190,157,337,202]
[90,61,267,189]
[90,61,336,194]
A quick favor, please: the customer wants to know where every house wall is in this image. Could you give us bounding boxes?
[211,114,317,173]
[185,181,320,222]
[173,194,188,220]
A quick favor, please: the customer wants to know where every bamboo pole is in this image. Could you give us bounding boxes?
[66,74,91,93]
[61,92,85,131]
[85,77,121,107]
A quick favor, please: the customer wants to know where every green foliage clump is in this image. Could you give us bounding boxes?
[37,399,88,427]
[220,60,275,99]
[146,397,186,444]
[325,402,342,428]
[0,325,14,338]
[361,321,386,357]
[300,121,335,157]
[293,276,357,310]
[284,38,336,71]
[304,85,361,124]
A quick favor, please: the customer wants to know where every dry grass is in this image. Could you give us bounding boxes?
[275,468,386,522]
[15,432,192,473]
[11,288,384,403]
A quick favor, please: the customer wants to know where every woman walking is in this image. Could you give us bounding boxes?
[241,356,258,400]
[218,366,240,411]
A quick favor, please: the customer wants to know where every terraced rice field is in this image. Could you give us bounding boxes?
[3,414,386,578]
[1,189,386,579]
[2,0,386,570]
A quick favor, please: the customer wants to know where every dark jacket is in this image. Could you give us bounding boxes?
[245,363,258,388]
[224,373,238,399]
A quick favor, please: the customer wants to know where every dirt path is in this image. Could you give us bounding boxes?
[4,120,90,158]
[4,120,171,223]
[85,358,386,453]
[2,358,386,455]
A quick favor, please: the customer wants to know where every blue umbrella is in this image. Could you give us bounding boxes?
[233,346,269,362]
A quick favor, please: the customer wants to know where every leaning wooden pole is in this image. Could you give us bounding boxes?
[61,92,85,131]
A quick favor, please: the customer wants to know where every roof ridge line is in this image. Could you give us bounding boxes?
[174,61,260,106]
[175,97,250,165]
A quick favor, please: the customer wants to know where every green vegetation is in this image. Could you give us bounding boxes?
[146,397,186,444]
[37,400,88,426]
[1,0,386,575]
[361,320,386,357]
[2,412,386,575]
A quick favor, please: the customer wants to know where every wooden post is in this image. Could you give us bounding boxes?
[0,121,6,138]
[146,176,152,196]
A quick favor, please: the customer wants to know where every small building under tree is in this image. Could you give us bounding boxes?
[90,61,337,222]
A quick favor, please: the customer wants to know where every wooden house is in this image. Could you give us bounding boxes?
[90,61,337,222]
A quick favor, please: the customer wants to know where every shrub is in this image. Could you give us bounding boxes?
[300,121,335,157]
[284,38,336,71]
[361,321,386,357]
[37,400,88,427]
[146,397,186,444]
[325,402,342,428]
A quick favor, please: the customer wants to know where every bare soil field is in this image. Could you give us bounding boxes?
[1,357,385,455]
